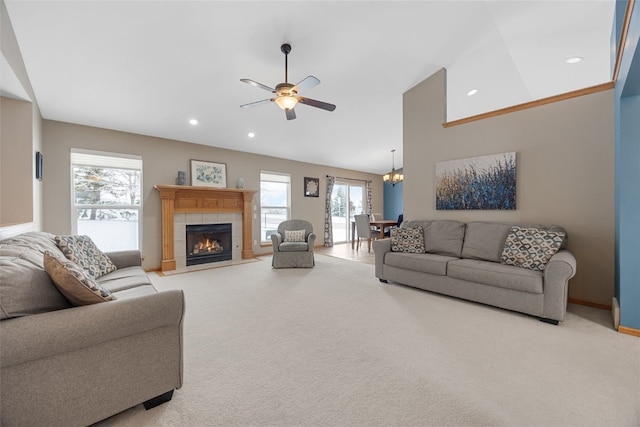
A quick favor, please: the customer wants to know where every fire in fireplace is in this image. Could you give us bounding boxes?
[186,223,232,266]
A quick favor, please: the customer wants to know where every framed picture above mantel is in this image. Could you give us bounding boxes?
[190,160,227,188]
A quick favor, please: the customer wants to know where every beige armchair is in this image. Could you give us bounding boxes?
[271,219,316,268]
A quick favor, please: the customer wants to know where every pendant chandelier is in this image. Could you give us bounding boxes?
[383,149,403,186]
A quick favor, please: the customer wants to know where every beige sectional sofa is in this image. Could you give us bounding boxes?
[0,231,185,426]
[373,220,577,324]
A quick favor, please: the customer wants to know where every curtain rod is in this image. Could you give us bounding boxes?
[326,175,372,184]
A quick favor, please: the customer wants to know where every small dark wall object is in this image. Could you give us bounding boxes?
[35,151,43,181]
[304,177,319,197]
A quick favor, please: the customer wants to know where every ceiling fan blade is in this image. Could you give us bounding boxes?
[240,99,273,109]
[285,108,296,120]
[298,97,336,112]
[240,79,275,93]
[293,76,320,94]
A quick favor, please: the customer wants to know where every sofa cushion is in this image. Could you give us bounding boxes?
[97,266,152,292]
[424,220,466,257]
[0,252,71,320]
[284,229,306,242]
[55,235,117,279]
[279,241,309,252]
[111,284,158,300]
[44,251,115,305]
[0,231,63,256]
[390,226,425,253]
[501,226,565,271]
[461,222,513,262]
[448,259,543,294]
[461,222,568,262]
[385,252,458,276]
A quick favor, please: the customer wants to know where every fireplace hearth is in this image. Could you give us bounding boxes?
[186,223,232,266]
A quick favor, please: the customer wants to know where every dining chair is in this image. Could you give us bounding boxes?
[354,214,382,253]
[370,212,383,232]
[384,213,404,237]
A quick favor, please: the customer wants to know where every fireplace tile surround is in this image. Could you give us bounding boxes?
[154,185,256,272]
[174,213,241,269]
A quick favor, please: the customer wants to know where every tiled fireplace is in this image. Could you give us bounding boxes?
[185,223,232,266]
[174,214,241,269]
[154,185,256,271]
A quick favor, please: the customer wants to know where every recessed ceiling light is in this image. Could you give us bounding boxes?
[467,89,478,96]
[189,119,198,125]
[248,132,256,138]
[566,56,583,64]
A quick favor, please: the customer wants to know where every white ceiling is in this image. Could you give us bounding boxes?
[3,0,615,175]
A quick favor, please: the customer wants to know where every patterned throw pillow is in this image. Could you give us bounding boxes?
[391,226,425,253]
[43,251,115,305]
[501,226,566,271]
[284,229,306,242]
[55,235,117,278]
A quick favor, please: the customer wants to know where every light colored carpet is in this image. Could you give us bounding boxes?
[98,255,640,426]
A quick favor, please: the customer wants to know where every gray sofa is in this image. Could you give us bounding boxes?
[373,220,577,324]
[0,231,185,426]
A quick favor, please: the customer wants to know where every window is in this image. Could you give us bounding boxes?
[260,171,291,243]
[71,149,142,252]
[331,181,364,243]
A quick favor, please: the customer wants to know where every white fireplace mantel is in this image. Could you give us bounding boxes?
[154,185,256,272]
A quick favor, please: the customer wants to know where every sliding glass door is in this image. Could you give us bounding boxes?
[331,181,364,243]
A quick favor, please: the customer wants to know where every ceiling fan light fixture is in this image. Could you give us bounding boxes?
[275,96,298,110]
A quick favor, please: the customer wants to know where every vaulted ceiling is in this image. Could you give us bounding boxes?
[2,1,615,174]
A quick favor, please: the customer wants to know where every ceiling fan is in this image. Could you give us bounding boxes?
[240,43,336,120]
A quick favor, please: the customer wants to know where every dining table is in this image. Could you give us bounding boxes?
[351,219,398,249]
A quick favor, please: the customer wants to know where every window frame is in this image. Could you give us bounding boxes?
[70,148,143,251]
[259,171,291,244]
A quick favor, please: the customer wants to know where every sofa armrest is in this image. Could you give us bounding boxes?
[106,250,142,269]
[542,250,577,321]
[373,238,392,279]
[0,289,185,368]
[271,233,283,251]
[307,232,317,250]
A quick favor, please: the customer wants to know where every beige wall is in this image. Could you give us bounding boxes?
[1,1,44,234]
[403,69,615,306]
[0,96,34,226]
[31,103,43,229]
[43,120,383,270]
